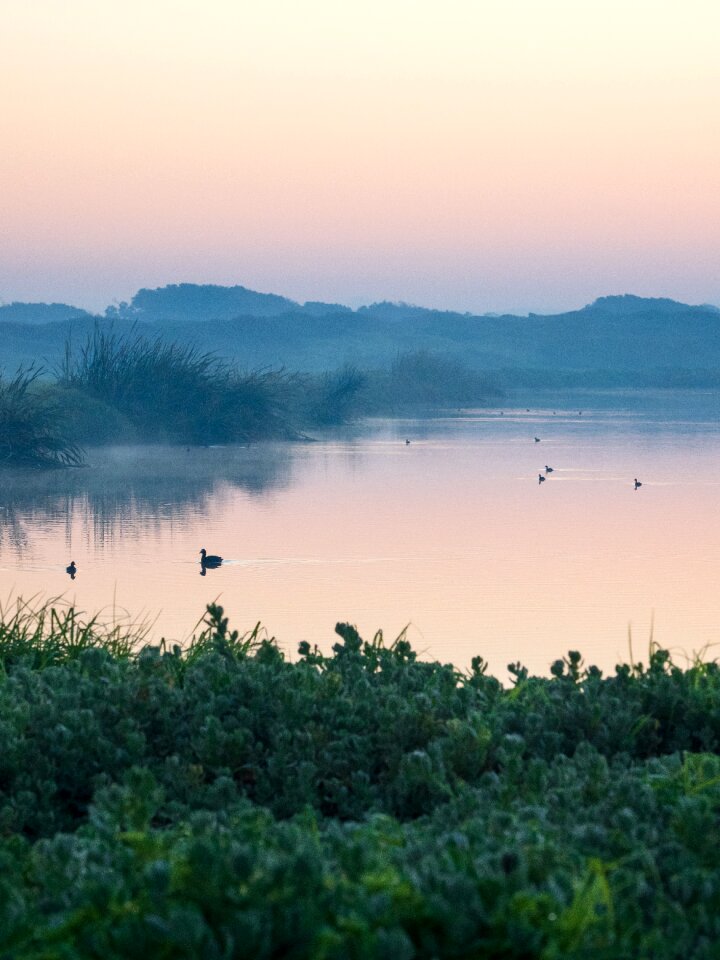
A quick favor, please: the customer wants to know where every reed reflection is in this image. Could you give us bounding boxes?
[0,443,293,557]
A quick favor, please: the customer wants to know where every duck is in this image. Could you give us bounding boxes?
[200,548,223,567]
[538,473,546,484]
[545,465,554,473]
[66,560,77,579]
[634,478,642,490]
[405,439,411,445]
[534,437,541,443]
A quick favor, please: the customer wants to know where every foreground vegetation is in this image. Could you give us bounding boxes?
[0,602,720,956]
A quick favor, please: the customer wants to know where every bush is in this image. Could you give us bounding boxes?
[3,606,720,956]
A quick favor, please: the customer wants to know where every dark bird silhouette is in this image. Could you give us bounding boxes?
[66,561,77,580]
[634,478,642,490]
[534,437,541,443]
[200,548,223,568]
[538,473,546,484]
[405,439,411,445]
[545,465,554,473]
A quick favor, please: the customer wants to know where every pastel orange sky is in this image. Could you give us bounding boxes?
[1,0,719,313]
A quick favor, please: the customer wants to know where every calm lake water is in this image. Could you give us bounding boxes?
[2,389,720,677]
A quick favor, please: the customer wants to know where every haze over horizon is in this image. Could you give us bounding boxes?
[2,1,719,315]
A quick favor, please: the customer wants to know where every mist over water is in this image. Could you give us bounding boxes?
[0,389,719,677]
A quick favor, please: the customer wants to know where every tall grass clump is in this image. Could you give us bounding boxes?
[0,594,150,670]
[373,350,504,407]
[0,367,83,467]
[60,326,300,443]
[301,353,502,424]
[306,363,368,424]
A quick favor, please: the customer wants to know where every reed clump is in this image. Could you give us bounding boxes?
[1,333,505,467]
[368,350,504,408]
[60,326,301,443]
[0,367,83,467]
[305,363,369,424]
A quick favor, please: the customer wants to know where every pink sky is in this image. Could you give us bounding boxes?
[1,0,719,314]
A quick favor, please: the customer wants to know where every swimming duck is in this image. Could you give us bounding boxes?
[534,437,541,443]
[538,474,546,484]
[634,478,642,490]
[66,561,77,579]
[200,548,223,567]
[545,465,554,473]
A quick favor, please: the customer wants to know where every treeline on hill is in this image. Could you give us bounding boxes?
[0,327,502,466]
[1,601,720,956]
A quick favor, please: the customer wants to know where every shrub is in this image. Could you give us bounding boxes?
[3,606,720,956]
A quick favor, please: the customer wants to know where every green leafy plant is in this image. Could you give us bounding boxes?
[1,605,720,957]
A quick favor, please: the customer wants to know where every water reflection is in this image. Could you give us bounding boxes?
[1,392,719,676]
[0,443,293,556]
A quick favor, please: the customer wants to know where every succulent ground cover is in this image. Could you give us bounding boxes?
[1,603,720,957]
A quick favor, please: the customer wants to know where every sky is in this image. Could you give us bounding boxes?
[1,0,719,315]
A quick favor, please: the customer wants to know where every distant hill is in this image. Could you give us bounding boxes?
[105,283,301,322]
[104,283,355,322]
[579,294,720,318]
[0,302,94,325]
[1,285,719,386]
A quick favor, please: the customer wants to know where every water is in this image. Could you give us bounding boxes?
[1,389,720,677]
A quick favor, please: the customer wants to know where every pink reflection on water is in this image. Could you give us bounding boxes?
[1,395,720,678]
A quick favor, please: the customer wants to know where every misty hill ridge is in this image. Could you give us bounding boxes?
[105,284,352,322]
[3,285,718,326]
[570,294,720,320]
[106,283,300,322]
[0,302,94,324]
[1,286,719,383]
